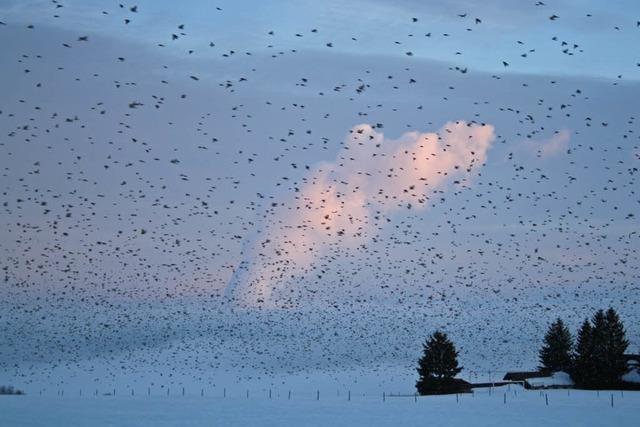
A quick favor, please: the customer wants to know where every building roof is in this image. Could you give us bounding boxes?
[503,371,549,381]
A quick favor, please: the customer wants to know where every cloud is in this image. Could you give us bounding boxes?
[227,121,495,306]
[522,129,570,158]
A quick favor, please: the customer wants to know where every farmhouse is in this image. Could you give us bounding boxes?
[503,354,640,390]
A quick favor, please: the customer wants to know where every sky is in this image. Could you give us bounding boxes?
[0,0,639,390]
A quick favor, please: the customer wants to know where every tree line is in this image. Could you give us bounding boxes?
[416,307,633,394]
[0,385,24,395]
[539,308,629,388]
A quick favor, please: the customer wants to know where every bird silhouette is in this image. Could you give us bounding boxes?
[0,0,638,394]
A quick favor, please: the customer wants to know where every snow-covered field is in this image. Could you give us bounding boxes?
[1,385,638,427]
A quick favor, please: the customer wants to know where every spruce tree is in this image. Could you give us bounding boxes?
[571,308,629,388]
[416,331,463,394]
[590,309,609,386]
[538,318,573,372]
[603,308,629,385]
[571,319,594,386]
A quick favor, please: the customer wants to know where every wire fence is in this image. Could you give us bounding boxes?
[31,383,629,408]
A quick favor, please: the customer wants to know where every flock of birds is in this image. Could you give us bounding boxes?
[0,1,639,389]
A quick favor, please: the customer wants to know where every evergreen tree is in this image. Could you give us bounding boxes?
[571,308,630,388]
[417,331,462,380]
[538,318,573,372]
[571,318,594,387]
[589,309,608,386]
[416,331,465,394]
[603,308,629,385]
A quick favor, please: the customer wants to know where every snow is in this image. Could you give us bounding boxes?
[1,385,639,426]
[622,369,640,384]
[526,371,574,388]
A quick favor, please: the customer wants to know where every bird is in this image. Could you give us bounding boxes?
[0,0,637,398]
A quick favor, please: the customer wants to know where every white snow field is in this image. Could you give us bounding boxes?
[1,385,639,427]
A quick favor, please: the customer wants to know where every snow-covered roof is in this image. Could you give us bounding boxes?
[525,372,574,389]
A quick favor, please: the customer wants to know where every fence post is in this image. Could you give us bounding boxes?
[148,387,150,396]
[545,393,548,406]
[503,393,506,404]
[224,388,226,398]
[611,394,614,408]
[201,388,204,397]
[317,390,320,401]
[348,390,351,401]
[456,393,459,403]
[414,392,417,402]
[246,390,249,399]
[383,392,385,402]
[269,389,272,399]
[288,390,291,400]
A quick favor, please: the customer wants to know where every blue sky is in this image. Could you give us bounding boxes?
[2,0,639,78]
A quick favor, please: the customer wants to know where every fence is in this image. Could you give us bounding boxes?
[30,383,629,409]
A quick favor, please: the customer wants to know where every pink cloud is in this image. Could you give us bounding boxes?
[230,121,496,306]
